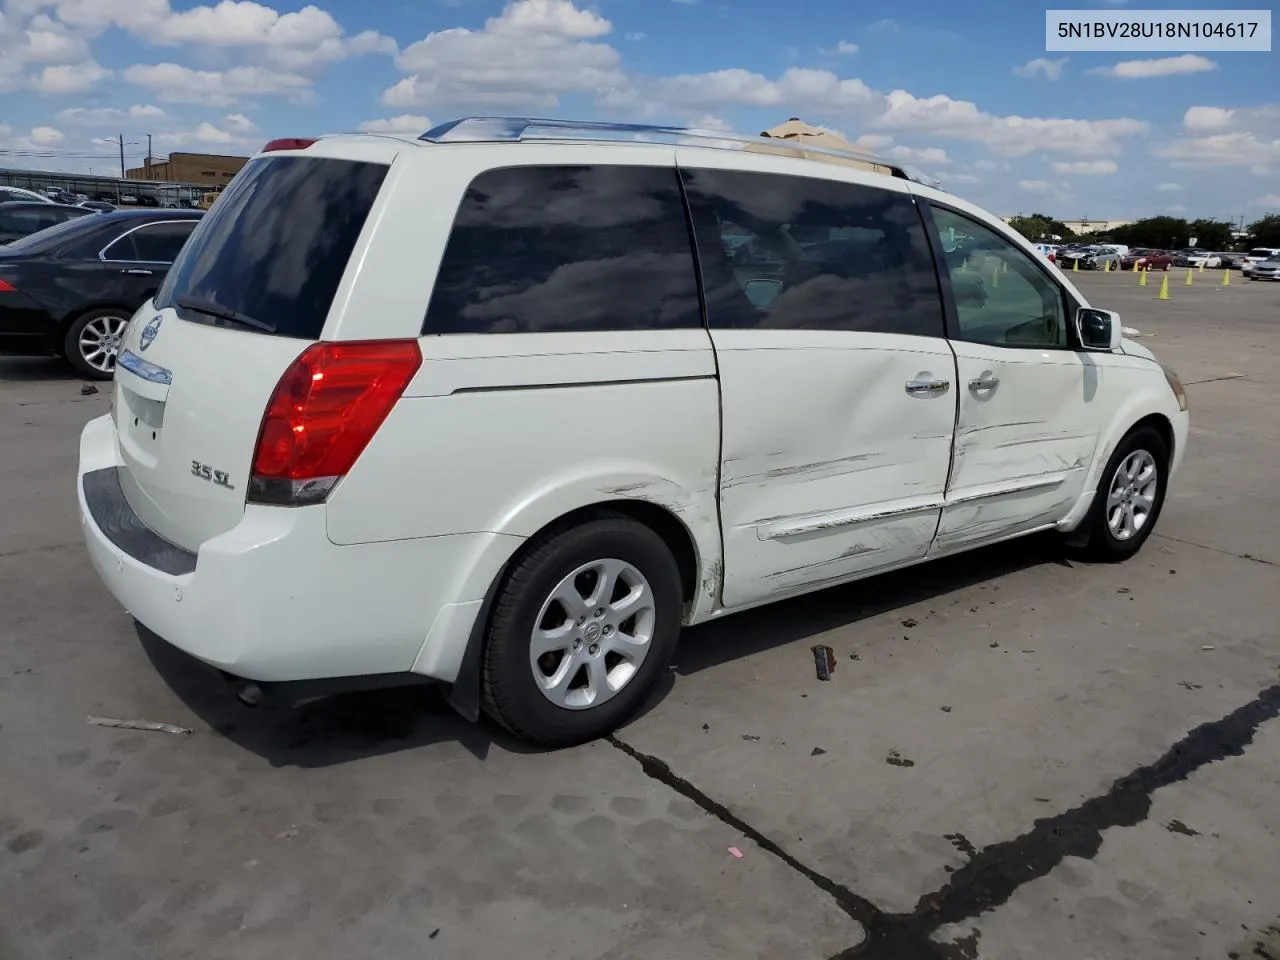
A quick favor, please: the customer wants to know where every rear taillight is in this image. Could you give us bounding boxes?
[0,279,15,292]
[248,340,422,505]
[262,138,317,152]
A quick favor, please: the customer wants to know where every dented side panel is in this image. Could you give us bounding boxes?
[935,343,1100,552]
[712,329,958,608]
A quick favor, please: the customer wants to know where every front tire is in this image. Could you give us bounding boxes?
[64,308,130,380]
[1076,426,1169,561]
[481,515,683,747]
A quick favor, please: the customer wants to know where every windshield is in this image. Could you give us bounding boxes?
[155,155,389,339]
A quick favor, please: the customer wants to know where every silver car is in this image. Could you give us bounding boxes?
[1249,254,1280,280]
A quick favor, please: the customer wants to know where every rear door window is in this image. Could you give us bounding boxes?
[679,168,945,336]
[155,156,388,339]
[423,165,701,334]
[131,221,198,262]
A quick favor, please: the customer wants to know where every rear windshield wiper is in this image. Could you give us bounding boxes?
[174,295,276,334]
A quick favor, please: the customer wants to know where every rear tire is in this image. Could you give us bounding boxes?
[64,308,130,380]
[1074,425,1169,562]
[481,515,683,747]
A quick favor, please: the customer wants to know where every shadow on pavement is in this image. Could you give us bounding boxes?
[672,533,1069,675]
[0,357,78,382]
[136,624,541,768]
[138,534,1064,767]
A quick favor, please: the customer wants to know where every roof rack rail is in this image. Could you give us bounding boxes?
[418,117,943,190]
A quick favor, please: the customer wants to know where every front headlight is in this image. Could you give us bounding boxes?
[1162,364,1188,412]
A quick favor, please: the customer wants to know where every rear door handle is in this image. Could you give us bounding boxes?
[968,372,1000,391]
[122,268,153,276]
[905,378,950,397]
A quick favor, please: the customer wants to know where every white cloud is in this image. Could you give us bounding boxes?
[387,0,622,108]
[1089,54,1216,79]
[1013,57,1066,80]
[868,18,898,32]
[1019,179,1055,192]
[688,113,731,132]
[887,144,950,165]
[1156,182,1182,192]
[56,103,168,124]
[650,67,875,111]
[356,114,432,134]
[1184,106,1235,131]
[625,31,645,41]
[1157,132,1280,170]
[1050,159,1117,175]
[948,173,980,183]
[973,159,999,171]
[30,125,64,145]
[1158,103,1280,172]
[223,112,255,132]
[836,40,858,54]
[872,90,1147,157]
[30,60,111,93]
[124,61,312,105]
[1253,194,1280,207]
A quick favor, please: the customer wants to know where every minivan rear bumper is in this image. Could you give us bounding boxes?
[78,414,514,684]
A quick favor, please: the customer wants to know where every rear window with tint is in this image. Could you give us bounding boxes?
[423,165,701,334]
[155,156,388,339]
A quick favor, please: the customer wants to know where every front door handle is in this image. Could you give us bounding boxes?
[122,268,153,276]
[968,372,1000,392]
[905,377,950,397]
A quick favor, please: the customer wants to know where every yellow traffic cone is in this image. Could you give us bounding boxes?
[1139,267,1148,287]
[1198,260,1205,272]
[1222,268,1231,287]
[1132,260,1140,272]
[1158,274,1170,300]
[1072,258,1079,273]
[1185,268,1193,286]
[1103,259,1111,273]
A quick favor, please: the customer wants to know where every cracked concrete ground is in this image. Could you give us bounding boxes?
[2,271,1278,960]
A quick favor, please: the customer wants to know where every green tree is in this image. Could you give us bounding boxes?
[1246,213,1280,247]
[1007,212,1076,242]
[1096,217,1188,249]
[1187,219,1235,250]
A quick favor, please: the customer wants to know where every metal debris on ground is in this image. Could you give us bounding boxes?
[86,716,192,736]
[810,746,827,757]
[902,618,918,628]
[812,644,836,680]
[79,383,99,395]
[886,750,916,768]
[1202,645,1216,651]
[941,705,953,713]
[741,734,760,742]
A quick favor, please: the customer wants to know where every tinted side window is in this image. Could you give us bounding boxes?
[101,229,140,261]
[423,165,700,334]
[131,221,197,262]
[680,168,944,336]
[156,156,388,340]
[931,206,1068,348]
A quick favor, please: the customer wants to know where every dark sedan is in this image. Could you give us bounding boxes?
[0,201,95,244]
[0,208,202,378]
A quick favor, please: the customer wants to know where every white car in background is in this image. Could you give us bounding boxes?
[76,118,1191,746]
[1033,242,1060,263]
[0,186,54,204]
[1241,247,1280,275]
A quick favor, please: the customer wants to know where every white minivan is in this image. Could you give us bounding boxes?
[78,118,1190,746]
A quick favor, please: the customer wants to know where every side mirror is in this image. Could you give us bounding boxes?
[743,278,782,309]
[1075,307,1122,351]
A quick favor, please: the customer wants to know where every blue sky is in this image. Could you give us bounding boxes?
[1,0,1277,221]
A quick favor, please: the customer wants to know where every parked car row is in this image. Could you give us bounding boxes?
[0,208,203,377]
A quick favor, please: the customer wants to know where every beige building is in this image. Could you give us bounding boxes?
[126,152,250,185]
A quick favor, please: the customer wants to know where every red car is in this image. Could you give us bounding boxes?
[1119,249,1172,271]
